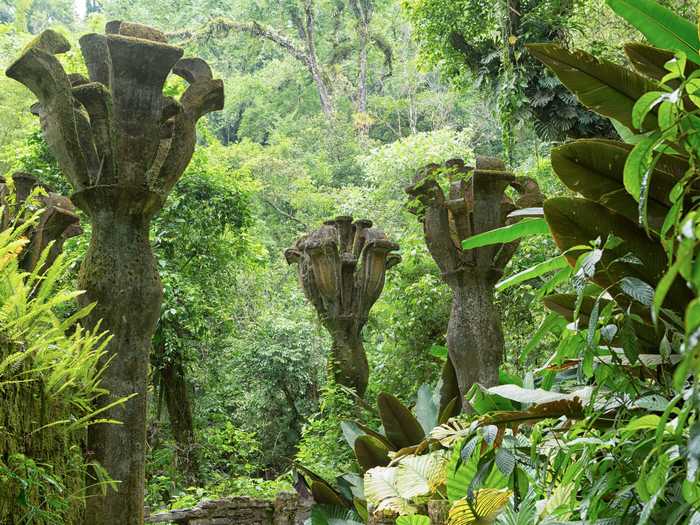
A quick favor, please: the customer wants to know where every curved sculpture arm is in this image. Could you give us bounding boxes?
[406,165,462,277]
[6,31,93,190]
[153,58,224,194]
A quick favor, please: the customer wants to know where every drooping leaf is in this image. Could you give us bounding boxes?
[414,383,439,434]
[428,418,472,448]
[496,255,568,292]
[439,397,462,425]
[619,276,655,306]
[607,0,700,64]
[378,393,426,449]
[354,435,391,472]
[544,198,691,312]
[526,44,658,131]
[487,384,593,405]
[312,480,352,508]
[341,421,365,450]
[478,398,585,427]
[461,218,550,251]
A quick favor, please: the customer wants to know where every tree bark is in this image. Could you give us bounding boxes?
[329,322,369,396]
[75,187,163,525]
[447,272,504,407]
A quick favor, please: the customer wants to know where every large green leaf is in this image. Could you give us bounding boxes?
[414,383,439,434]
[607,0,700,64]
[551,140,679,206]
[550,139,684,231]
[395,451,447,500]
[378,392,426,449]
[496,255,568,292]
[543,293,661,348]
[354,422,396,451]
[396,516,430,525]
[312,480,351,508]
[526,44,658,131]
[461,218,550,251]
[354,435,391,472]
[544,197,691,312]
[309,505,364,525]
[446,439,480,502]
[625,43,699,81]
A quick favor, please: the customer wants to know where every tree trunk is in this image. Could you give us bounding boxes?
[75,187,163,525]
[161,357,199,485]
[447,272,504,408]
[329,323,369,396]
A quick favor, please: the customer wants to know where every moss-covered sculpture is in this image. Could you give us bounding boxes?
[406,158,543,406]
[285,216,400,396]
[6,22,224,525]
[0,172,80,272]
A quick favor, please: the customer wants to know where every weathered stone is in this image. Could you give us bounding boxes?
[285,216,400,395]
[6,21,224,525]
[0,172,80,273]
[146,493,300,525]
[406,157,543,406]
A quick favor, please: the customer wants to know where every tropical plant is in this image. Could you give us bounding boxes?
[0,214,118,524]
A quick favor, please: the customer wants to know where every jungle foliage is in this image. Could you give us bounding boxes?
[0,0,699,524]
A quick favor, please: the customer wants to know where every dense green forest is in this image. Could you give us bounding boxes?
[1,0,700,524]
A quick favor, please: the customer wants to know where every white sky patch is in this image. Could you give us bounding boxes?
[75,0,87,20]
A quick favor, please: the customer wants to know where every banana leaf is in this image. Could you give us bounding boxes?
[544,197,692,313]
[354,435,391,472]
[377,392,426,449]
[527,44,658,132]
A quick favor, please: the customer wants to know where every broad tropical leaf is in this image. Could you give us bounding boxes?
[487,384,593,406]
[312,480,351,508]
[478,399,585,427]
[446,438,481,501]
[395,451,448,499]
[355,435,391,472]
[544,198,691,312]
[625,43,682,80]
[414,383,439,434]
[429,418,471,448]
[447,489,512,525]
[607,0,700,64]
[364,466,400,506]
[396,516,430,525]
[309,505,364,525]
[496,255,568,292]
[526,44,658,131]
[378,393,425,449]
[461,218,549,251]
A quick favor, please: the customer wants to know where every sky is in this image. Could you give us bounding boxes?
[74,0,86,20]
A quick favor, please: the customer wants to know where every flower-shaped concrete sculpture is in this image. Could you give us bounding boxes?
[7,21,223,525]
[406,157,543,406]
[285,216,400,396]
[0,172,80,273]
